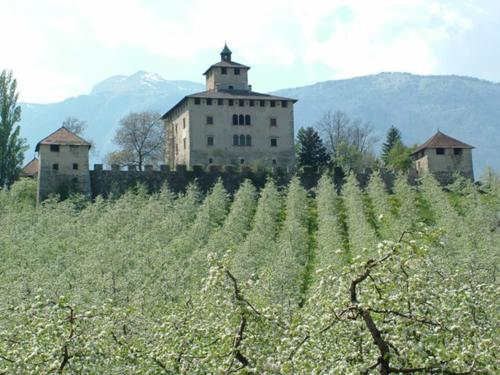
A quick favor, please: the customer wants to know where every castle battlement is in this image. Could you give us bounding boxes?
[88,163,290,198]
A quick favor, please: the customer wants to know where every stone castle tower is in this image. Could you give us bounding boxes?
[411,131,474,184]
[162,44,297,169]
[36,127,92,203]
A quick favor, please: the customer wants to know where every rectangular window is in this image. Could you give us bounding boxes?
[183,138,186,149]
[183,118,186,129]
[52,163,59,170]
[270,100,276,107]
[218,98,223,105]
[270,138,278,147]
[207,136,214,146]
[454,148,462,155]
[206,116,214,125]
[206,98,212,105]
[239,99,244,107]
[50,145,60,152]
[228,99,234,106]
[281,100,288,107]
[221,67,227,74]
[194,98,201,105]
[233,135,239,146]
[249,100,254,107]
[260,100,265,107]
[436,148,444,155]
[72,163,78,170]
[270,118,277,127]
[234,68,240,75]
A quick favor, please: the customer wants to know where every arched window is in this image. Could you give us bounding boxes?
[233,135,239,146]
[246,135,252,146]
[239,114,245,125]
[245,115,251,125]
[239,134,246,146]
[232,114,238,125]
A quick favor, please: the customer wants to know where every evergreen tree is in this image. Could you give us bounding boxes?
[0,70,27,188]
[296,127,330,170]
[381,126,402,163]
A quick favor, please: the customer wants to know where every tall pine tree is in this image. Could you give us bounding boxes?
[296,127,330,170]
[0,70,26,188]
[382,126,402,163]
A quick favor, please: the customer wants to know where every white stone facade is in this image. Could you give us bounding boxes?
[163,45,296,170]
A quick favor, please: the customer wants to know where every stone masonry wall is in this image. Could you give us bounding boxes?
[89,164,291,198]
[89,164,404,198]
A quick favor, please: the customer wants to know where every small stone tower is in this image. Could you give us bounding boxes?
[36,127,92,203]
[411,131,474,184]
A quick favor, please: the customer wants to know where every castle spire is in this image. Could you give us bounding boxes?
[220,42,232,62]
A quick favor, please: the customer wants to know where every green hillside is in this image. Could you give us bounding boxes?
[0,175,498,373]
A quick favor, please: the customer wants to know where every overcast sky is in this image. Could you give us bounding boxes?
[1,0,499,103]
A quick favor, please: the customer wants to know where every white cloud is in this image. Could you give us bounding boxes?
[0,0,489,102]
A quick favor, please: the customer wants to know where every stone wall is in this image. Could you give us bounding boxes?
[89,164,405,199]
[89,164,291,198]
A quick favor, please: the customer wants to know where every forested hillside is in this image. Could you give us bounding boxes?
[275,73,500,174]
[19,72,500,173]
[0,174,498,374]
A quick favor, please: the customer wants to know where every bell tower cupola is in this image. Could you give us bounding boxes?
[204,43,251,91]
[220,43,232,62]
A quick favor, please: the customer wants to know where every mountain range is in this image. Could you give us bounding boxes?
[19,71,500,174]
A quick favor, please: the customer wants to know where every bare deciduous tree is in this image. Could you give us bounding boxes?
[317,110,378,173]
[106,111,164,170]
[61,116,96,155]
[62,117,87,136]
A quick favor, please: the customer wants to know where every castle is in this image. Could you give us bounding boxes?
[162,44,296,169]
[21,46,476,202]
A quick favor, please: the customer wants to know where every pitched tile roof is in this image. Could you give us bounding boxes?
[161,89,297,120]
[187,89,296,101]
[412,131,474,155]
[35,127,91,152]
[203,60,250,75]
[20,158,39,177]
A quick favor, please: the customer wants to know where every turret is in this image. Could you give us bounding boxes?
[204,43,250,91]
[220,43,232,62]
[35,127,92,202]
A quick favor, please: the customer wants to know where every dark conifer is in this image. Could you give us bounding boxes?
[382,126,402,163]
[296,127,330,170]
